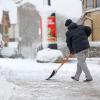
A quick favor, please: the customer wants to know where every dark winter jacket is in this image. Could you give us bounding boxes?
[66,23,91,53]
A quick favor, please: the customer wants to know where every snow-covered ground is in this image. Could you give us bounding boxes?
[0,57,100,100]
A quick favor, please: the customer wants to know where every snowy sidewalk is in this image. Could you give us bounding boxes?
[0,77,16,100]
[0,58,100,100]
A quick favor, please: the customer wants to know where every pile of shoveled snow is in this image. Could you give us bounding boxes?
[36,48,63,63]
[0,42,19,57]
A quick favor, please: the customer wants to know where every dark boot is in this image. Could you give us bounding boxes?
[71,76,79,81]
[84,78,93,82]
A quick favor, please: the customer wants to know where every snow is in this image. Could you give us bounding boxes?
[36,48,63,63]
[0,77,15,100]
[0,42,19,57]
[0,57,100,100]
[0,0,100,99]
[90,41,100,47]
[0,57,100,82]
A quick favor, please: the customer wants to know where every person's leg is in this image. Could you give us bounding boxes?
[71,63,82,81]
[77,49,93,81]
[74,63,82,80]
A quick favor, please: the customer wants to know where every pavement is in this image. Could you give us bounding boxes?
[0,58,100,100]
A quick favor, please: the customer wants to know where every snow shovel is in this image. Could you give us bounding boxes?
[46,54,71,80]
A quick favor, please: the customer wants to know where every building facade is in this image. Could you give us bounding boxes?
[83,0,100,41]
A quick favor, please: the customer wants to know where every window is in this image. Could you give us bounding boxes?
[97,0,100,7]
[87,0,93,8]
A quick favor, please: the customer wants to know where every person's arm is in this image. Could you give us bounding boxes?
[66,33,74,54]
[84,26,92,37]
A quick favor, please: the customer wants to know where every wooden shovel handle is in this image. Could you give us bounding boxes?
[62,53,74,62]
[56,54,73,71]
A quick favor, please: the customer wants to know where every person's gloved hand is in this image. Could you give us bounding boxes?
[70,52,74,57]
[70,51,74,54]
[62,57,69,63]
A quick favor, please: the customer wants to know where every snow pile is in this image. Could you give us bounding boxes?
[36,48,63,63]
[1,42,18,57]
[90,41,100,47]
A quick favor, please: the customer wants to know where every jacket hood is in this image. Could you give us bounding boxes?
[68,23,77,30]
